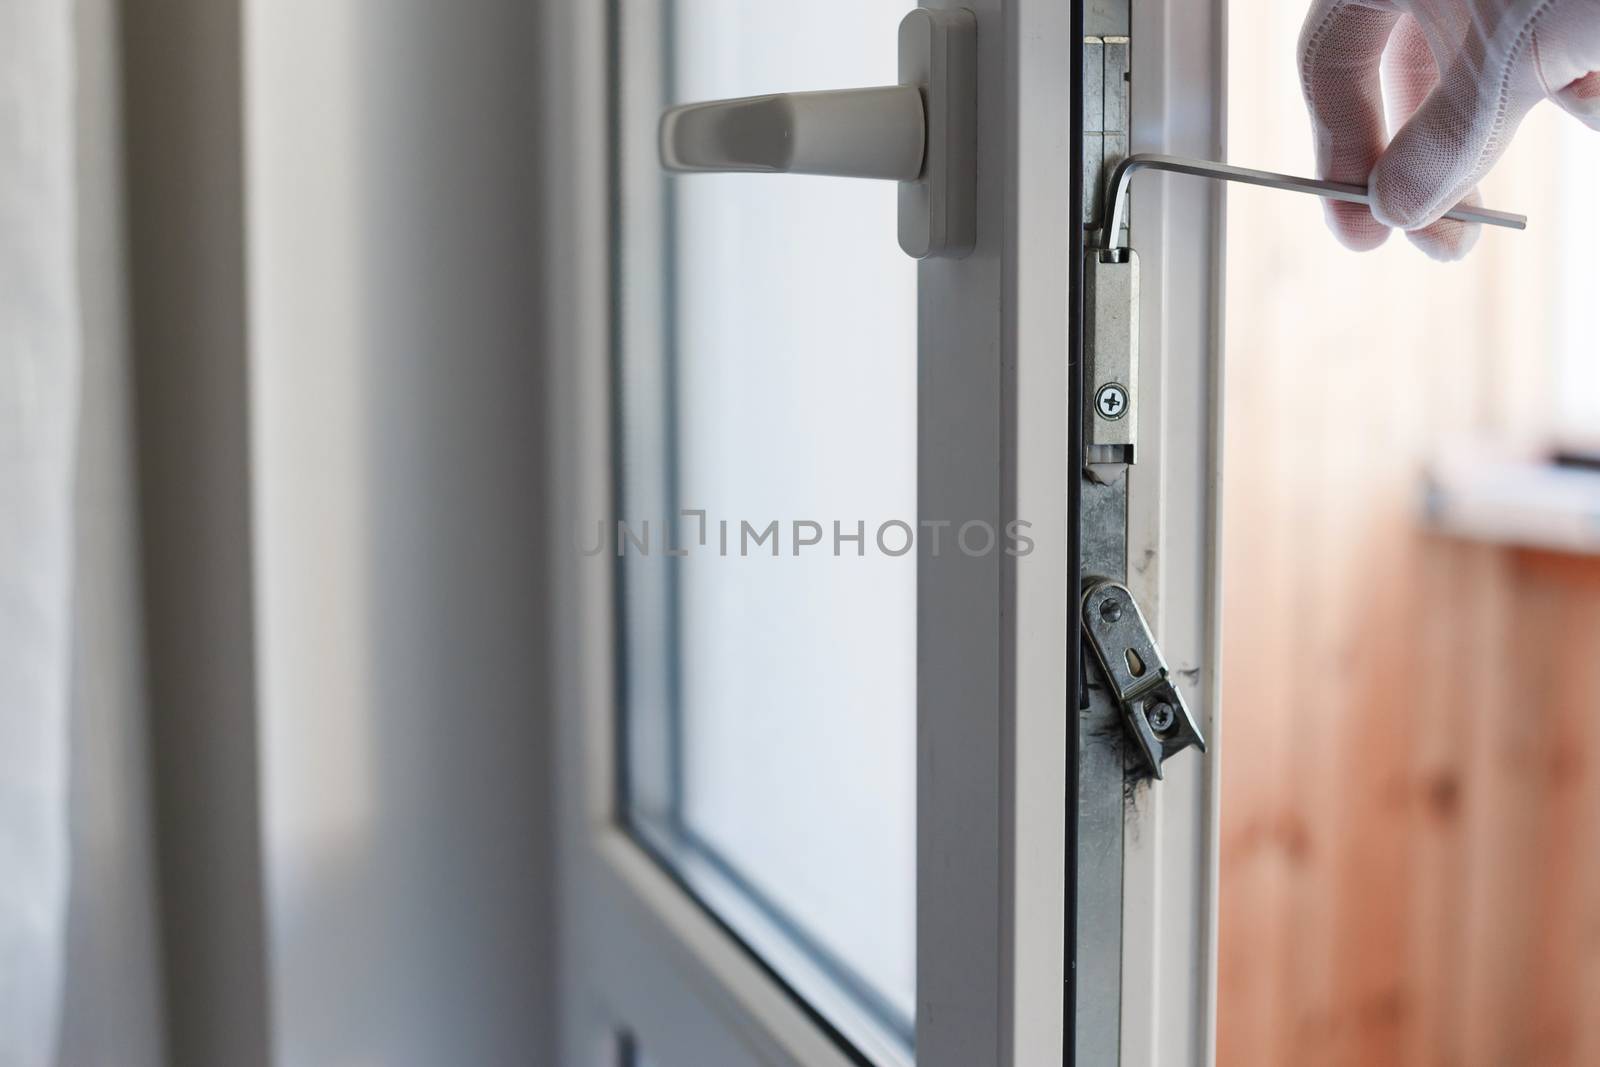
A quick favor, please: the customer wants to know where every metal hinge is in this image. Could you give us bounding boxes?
[1081,579,1206,778]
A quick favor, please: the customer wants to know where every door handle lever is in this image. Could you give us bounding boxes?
[661,86,925,180]
[657,9,977,260]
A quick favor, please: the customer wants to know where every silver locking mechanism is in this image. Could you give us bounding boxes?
[1082,154,1527,471]
[1084,248,1138,466]
[1081,578,1206,778]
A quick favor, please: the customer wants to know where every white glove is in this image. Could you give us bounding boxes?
[1299,0,1600,259]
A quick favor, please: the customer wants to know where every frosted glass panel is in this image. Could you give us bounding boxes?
[614,1,917,1060]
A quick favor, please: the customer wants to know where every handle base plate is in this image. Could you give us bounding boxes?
[898,8,977,260]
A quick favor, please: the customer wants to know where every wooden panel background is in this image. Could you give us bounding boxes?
[1218,5,1600,1064]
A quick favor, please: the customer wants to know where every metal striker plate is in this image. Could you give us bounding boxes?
[1081,579,1207,777]
[1084,249,1138,466]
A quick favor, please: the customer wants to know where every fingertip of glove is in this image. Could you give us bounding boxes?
[1554,72,1600,131]
[1369,133,1481,233]
[1325,199,1390,252]
[1368,156,1441,231]
[1405,185,1483,261]
[1407,218,1481,261]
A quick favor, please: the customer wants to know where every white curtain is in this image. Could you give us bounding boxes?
[0,0,78,1063]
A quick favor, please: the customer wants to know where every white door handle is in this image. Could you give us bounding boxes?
[658,8,976,260]
[661,86,925,180]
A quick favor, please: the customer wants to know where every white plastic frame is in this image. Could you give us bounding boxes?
[543,0,1075,1064]
[1118,0,1228,1064]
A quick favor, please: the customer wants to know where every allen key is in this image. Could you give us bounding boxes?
[1096,153,1528,252]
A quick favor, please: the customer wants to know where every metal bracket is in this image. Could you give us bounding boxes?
[1084,248,1138,466]
[1081,579,1206,778]
[1083,36,1134,471]
[1082,154,1524,472]
[1082,35,1129,242]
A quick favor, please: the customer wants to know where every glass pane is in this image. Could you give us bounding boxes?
[611,1,916,1062]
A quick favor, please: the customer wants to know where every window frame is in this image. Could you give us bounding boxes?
[540,0,1172,1062]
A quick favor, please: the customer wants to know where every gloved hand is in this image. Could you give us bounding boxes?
[1299,0,1600,259]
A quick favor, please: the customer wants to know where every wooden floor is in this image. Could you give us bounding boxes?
[1218,6,1600,1062]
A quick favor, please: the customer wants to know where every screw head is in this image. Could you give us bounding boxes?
[1147,702,1176,734]
[1095,382,1130,421]
[1098,595,1123,623]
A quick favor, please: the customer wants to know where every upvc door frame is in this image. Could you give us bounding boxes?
[543,0,1235,1061]
[1113,0,1228,1064]
[541,0,1079,1064]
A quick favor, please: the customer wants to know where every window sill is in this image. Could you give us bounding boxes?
[1424,442,1600,556]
